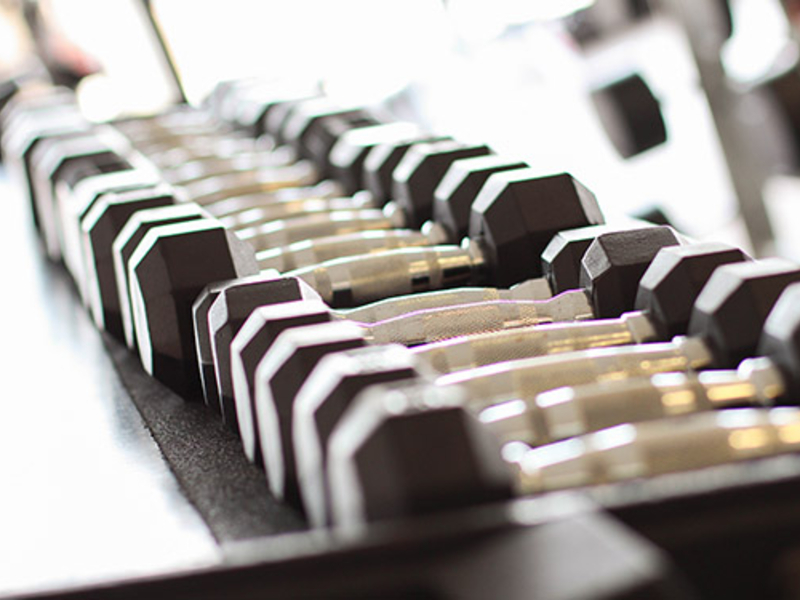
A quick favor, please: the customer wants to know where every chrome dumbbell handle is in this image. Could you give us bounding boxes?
[289,244,484,307]
[514,407,800,493]
[359,294,594,347]
[417,309,653,374]
[256,228,445,272]
[338,278,555,324]
[442,336,714,411]
[482,356,786,448]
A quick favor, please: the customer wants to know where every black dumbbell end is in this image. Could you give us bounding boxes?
[541,224,622,294]
[758,283,800,400]
[257,321,366,505]
[580,226,681,319]
[392,141,492,228]
[210,275,322,430]
[328,381,513,529]
[689,258,800,368]
[294,345,422,527]
[131,220,258,399]
[230,299,334,465]
[635,242,750,339]
[471,170,605,288]
[433,155,528,241]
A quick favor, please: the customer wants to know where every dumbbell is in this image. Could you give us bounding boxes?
[232,226,683,504]
[327,381,800,530]
[320,259,800,526]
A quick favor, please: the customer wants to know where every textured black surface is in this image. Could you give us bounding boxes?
[106,336,307,542]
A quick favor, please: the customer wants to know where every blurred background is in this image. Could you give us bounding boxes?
[4,0,800,259]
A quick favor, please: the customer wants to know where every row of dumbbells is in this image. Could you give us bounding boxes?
[7,78,800,537]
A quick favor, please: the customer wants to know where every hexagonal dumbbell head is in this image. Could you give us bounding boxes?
[294,344,424,527]
[392,140,492,228]
[207,276,322,430]
[362,134,451,205]
[283,99,377,167]
[255,321,368,504]
[328,122,422,194]
[469,170,605,287]
[540,219,653,294]
[231,300,337,464]
[689,258,800,367]
[579,226,681,319]
[1,109,90,232]
[31,132,133,260]
[192,273,313,414]
[758,283,800,400]
[635,242,751,339]
[328,380,512,530]
[81,184,176,339]
[113,204,207,350]
[129,219,259,398]
[302,110,380,175]
[432,155,528,241]
[61,166,162,289]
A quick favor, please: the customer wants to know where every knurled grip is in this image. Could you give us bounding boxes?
[360,297,589,346]
[339,279,553,323]
[441,336,714,411]
[417,307,650,374]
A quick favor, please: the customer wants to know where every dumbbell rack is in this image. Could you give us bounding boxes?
[7,103,800,600]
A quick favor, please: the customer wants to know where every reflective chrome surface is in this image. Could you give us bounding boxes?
[0,170,218,597]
